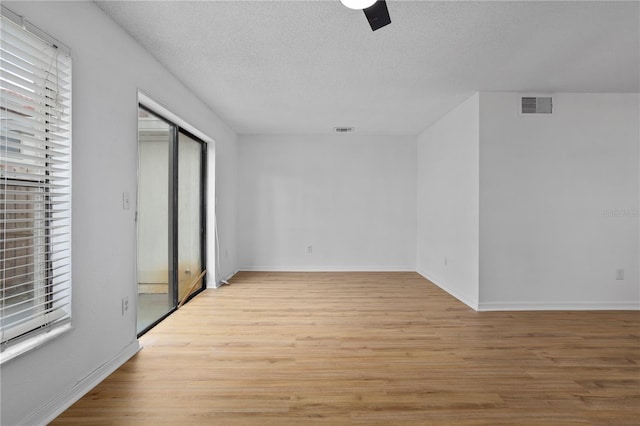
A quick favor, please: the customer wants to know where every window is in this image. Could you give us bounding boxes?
[1,7,72,362]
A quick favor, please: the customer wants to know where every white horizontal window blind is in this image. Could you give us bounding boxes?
[0,9,72,359]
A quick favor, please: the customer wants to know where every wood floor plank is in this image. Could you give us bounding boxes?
[52,272,640,425]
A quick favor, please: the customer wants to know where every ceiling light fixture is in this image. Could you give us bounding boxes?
[340,0,377,10]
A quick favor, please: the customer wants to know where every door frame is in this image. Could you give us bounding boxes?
[137,103,207,337]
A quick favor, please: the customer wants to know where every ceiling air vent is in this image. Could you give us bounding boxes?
[334,127,354,133]
[521,96,552,114]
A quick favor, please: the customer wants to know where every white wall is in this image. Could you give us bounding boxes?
[416,94,480,309]
[0,2,237,425]
[479,93,639,309]
[237,135,417,271]
[212,130,238,283]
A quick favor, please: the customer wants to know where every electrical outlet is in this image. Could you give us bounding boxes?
[307,245,313,254]
[122,296,129,315]
[616,269,625,280]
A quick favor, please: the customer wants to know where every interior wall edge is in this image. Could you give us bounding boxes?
[416,268,479,311]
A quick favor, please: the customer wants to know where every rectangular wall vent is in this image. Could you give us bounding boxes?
[334,127,354,133]
[521,96,552,114]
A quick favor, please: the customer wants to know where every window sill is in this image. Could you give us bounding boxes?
[0,322,73,365]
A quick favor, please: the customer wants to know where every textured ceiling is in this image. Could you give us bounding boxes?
[96,1,639,135]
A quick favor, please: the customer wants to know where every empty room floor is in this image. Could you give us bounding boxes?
[53,272,640,425]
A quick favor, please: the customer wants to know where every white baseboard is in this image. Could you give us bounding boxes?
[238,266,416,272]
[478,301,640,311]
[25,340,141,426]
[213,270,239,288]
[416,268,479,311]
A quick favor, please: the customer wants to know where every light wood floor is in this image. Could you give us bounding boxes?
[53,272,640,425]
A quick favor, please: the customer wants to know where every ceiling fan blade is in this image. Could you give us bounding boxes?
[363,0,391,31]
